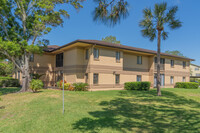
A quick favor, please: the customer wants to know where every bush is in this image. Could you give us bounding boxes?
[30,79,44,92]
[72,83,88,91]
[175,82,199,89]
[124,82,151,91]
[0,77,20,87]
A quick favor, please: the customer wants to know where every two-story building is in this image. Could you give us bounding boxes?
[14,40,193,90]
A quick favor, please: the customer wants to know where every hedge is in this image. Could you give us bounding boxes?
[124,82,151,91]
[0,77,20,87]
[175,82,199,89]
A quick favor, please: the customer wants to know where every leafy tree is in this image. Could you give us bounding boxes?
[139,2,182,96]
[0,0,84,92]
[165,50,185,57]
[0,60,14,77]
[0,0,129,92]
[102,35,121,44]
[93,0,129,26]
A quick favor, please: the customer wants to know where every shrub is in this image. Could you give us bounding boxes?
[30,79,44,92]
[124,82,151,91]
[0,77,20,87]
[72,83,88,91]
[175,82,199,89]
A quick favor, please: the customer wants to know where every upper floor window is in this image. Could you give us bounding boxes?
[195,67,199,71]
[115,74,120,84]
[137,56,142,64]
[29,54,34,62]
[56,53,63,67]
[137,75,142,82]
[154,57,165,64]
[183,61,186,68]
[171,60,174,67]
[85,49,89,60]
[93,48,99,59]
[116,51,120,61]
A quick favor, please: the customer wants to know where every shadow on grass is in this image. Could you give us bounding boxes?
[73,90,200,133]
[0,87,21,95]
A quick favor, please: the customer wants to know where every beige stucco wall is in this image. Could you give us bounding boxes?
[13,43,191,89]
[190,64,200,76]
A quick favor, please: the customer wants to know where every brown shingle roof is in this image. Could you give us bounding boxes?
[43,45,60,52]
[47,39,194,61]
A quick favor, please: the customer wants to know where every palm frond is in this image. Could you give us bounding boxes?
[141,27,156,41]
[93,0,129,26]
[154,2,167,18]
[168,19,182,29]
[161,31,168,40]
[166,6,178,22]
[143,8,153,19]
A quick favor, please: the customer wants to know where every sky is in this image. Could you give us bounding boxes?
[44,0,200,65]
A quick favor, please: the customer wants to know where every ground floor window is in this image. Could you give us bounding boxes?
[170,76,174,84]
[85,73,88,83]
[137,75,142,82]
[154,74,165,87]
[115,74,120,84]
[183,77,186,82]
[18,71,20,80]
[93,73,99,84]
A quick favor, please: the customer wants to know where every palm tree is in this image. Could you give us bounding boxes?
[139,2,182,96]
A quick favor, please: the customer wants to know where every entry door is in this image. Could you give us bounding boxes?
[154,74,165,87]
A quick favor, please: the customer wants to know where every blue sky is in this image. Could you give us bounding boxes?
[44,0,200,65]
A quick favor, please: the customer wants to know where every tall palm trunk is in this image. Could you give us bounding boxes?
[157,30,162,96]
[20,54,30,92]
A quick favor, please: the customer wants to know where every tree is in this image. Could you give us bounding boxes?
[139,2,182,96]
[165,50,185,57]
[0,60,14,77]
[93,0,129,26]
[102,35,121,44]
[0,0,129,92]
[0,0,84,92]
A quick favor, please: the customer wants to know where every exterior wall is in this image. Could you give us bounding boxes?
[154,57,190,88]
[190,64,200,76]
[13,43,191,90]
[30,54,55,87]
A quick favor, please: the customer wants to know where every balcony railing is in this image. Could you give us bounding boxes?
[154,64,165,70]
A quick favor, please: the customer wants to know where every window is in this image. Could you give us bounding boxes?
[137,75,142,82]
[18,71,20,80]
[170,76,174,84]
[195,67,199,71]
[171,60,174,67]
[29,54,34,62]
[56,53,63,67]
[85,49,89,60]
[154,57,165,64]
[115,74,120,84]
[93,73,99,84]
[183,77,186,82]
[93,48,99,59]
[85,73,88,83]
[116,51,120,61]
[137,56,142,64]
[183,61,186,68]
[196,73,200,76]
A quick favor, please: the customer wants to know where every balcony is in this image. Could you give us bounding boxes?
[154,64,165,70]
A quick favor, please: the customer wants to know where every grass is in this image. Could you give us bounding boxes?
[0,88,200,133]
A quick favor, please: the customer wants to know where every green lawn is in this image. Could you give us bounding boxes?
[0,88,200,133]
